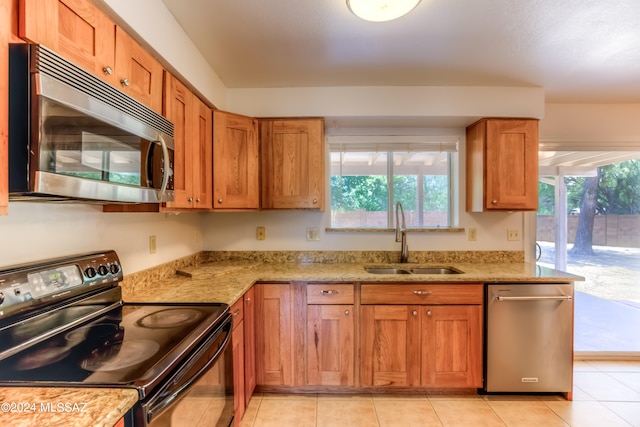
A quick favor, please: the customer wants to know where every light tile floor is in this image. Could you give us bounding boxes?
[239,360,640,427]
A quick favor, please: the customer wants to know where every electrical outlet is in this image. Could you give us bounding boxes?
[468,228,477,241]
[507,229,520,241]
[149,235,157,254]
[306,227,320,241]
[256,226,266,240]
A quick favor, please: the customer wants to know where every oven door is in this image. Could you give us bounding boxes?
[135,314,234,427]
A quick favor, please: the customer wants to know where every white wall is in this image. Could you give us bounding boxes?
[0,204,203,273]
[200,210,525,252]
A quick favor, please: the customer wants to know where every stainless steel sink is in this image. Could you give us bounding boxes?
[363,267,412,274]
[364,266,463,275]
[409,267,463,274]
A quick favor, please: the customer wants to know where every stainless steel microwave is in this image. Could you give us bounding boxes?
[8,44,175,204]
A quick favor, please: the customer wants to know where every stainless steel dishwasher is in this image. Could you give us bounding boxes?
[485,283,574,392]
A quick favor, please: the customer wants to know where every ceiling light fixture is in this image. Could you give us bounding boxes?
[347,0,421,22]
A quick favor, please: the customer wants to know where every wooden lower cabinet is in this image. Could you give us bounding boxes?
[420,305,483,388]
[361,304,482,388]
[255,283,294,386]
[254,282,483,392]
[243,287,256,405]
[307,304,355,386]
[231,298,245,424]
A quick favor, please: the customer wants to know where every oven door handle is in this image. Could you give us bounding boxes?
[144,316,232,424]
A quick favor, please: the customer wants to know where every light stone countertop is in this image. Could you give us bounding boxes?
[122,261,584,306]
[0,387,138,427]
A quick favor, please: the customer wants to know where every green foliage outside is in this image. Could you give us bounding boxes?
[538,159,640,215]
[331,175,449,213]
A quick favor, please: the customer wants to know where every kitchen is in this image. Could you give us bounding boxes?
[1,0,640,426]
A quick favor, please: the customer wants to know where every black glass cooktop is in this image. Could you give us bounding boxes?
[0,302,228,387]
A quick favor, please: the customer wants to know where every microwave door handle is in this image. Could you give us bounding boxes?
[157,135,172,202]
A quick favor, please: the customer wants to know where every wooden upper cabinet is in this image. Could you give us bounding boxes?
[20,0,164,114]
[193,98,213,209]
[466,118,539,212]
[259,118,325,210]
[20,0,116,83]
[163,74,212,210]
[212,110,259,210]
[114,27,163,114]
[1,0,11,215]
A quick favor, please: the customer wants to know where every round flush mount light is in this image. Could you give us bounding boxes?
[347,0,421,22]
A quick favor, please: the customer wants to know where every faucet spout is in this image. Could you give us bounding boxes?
[395,201,409,263]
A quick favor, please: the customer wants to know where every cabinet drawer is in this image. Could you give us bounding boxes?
[230,298,244,329]
[361,283,483,305]
[306,284,354,304]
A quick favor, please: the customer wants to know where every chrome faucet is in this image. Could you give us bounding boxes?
[395,201,409,263]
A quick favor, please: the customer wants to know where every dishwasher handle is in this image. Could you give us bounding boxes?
[495,295,573,302]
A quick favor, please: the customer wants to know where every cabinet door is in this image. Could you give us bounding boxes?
[360,305,420,387]
[420,305,483,388]
[114,26,163,113]
[213,111,259,210]
[307,304,354,386]
[485,119,538,210]
[20,0,116,84]
[193,98,213,209]
[232,318,245,423]
[255,284,294,386]
[1,0,10,215]
[260,119,325,210]
[163,74,194,209]
[243,287,256,405]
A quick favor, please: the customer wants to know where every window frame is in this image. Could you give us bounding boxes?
[328,135,459,230]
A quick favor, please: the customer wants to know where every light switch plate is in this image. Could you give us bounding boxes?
[306,227,320,241]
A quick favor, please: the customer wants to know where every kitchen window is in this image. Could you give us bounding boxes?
[329,136,458,229]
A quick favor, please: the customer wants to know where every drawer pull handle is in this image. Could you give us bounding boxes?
[232,309,241,316]
[413,290,432,295]
[320,290,340,295]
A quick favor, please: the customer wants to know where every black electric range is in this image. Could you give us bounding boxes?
[0,251,233,426]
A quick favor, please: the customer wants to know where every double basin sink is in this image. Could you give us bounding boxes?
[364,266,463,275]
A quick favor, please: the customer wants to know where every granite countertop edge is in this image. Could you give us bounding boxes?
[122,261,584,306]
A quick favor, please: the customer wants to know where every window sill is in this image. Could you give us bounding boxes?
[325,227,465,233]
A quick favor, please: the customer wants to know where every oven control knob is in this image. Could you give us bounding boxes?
[110,264,120,275]
[98,265,109,276]
[85,267,97,278]
[0,291,4,305]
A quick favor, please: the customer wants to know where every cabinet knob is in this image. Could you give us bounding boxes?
[492,199,498,204]
[218,198,223,204]
[120,78,130,87]
[427,310,432,316]
[312,199,318,204]
[412,310,418,316]
[103,66,113,75]
[344,310,350,316]
[245,297,251,304]
[195,197,201,203]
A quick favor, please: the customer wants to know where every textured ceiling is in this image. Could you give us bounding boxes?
[161,0,640,103]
